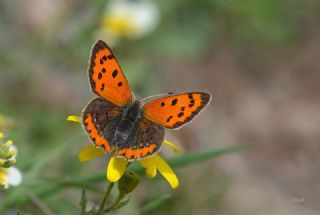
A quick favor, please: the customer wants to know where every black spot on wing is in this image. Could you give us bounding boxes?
[166,116,173,122]
[171,98,178,106]
[171,93,211,128]
[112,69,118,78]
[98,72,102,80]
[177,112,184,118]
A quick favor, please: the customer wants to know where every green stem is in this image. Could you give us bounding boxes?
[104,193,124,213]
[80,190,86,215]
[97,182,114,215]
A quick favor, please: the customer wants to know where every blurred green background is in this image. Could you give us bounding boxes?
[1,0,320,214]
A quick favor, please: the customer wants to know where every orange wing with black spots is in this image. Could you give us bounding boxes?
[88,40,132,107]
[83,113,112,151]
[116,118,164,161]
[143,92,211,129]
[82,98,122,152]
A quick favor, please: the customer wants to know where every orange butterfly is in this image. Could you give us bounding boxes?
[82,40,211,161]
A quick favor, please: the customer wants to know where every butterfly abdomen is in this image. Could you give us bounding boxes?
[112,101,142,146]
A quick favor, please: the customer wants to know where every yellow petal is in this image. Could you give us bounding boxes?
[0,132,4,139]
[66,115,81,123]
[163,140,179,153]
[0,178,8,189]
[107,155,128,182]
[0,168,7,180]
[145,167,157,178]
[78,145,104,162]
[139,159,157,178]
[151,155,179,189]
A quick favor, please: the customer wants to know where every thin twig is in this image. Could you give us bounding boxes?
[80,190,87,215]
[104,194,123,212]
[97,182,114,215]
[27,192,55,215]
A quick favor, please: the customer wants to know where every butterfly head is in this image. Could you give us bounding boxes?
[123,100,142,122]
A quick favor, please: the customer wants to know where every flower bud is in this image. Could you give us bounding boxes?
[0,159,16,168]
[0,181,7,189]
[1,149,16,160]
[118,171,140,195]
[3,140,13,149]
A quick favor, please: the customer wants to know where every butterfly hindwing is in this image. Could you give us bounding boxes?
[143,92,211,129]
[116,118,165,161]
[89,40,133,107]
[82,98,122,152]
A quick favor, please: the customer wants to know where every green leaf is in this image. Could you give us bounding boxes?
[167,144,249,167]
[84,144,248,182]
[140,195,171,213]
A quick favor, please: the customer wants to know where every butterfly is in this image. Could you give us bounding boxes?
[82,40,211,161]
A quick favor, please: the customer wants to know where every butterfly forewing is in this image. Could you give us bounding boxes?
[143,92,211,129]
[89,40,132,107]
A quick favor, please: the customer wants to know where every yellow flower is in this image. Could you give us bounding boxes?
[67,115,179,189]
[0,132,22,189]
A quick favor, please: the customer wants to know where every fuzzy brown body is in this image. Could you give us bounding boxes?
[113,101,144,146]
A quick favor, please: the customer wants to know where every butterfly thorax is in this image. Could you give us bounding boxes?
[112,100,142,146]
